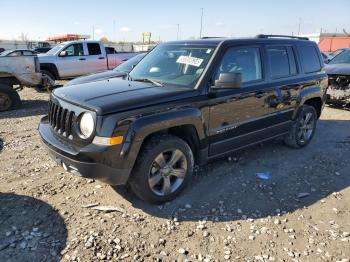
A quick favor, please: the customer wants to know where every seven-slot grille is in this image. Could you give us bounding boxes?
[48,100,75,138]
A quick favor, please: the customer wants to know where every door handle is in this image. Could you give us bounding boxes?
[98,57,105,60]
[79,58,86,61]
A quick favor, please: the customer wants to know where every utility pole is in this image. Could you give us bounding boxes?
[92,25,95,40]
[297,17,301,35]
[113,20,116,42]
[199,8,204,38]
[177,24,180,40]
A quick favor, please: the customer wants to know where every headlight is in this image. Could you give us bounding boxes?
[79,112,95,138]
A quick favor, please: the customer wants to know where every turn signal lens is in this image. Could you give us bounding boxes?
[93,136,124,146]
[109,136,124,145]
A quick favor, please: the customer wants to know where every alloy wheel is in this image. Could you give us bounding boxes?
[148,149,187,196]
[297,112,315,144]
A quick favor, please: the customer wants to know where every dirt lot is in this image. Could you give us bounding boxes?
[0,88,349,262]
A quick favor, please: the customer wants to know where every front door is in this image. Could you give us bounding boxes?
[208,46,285,156]
[57,43,88,78]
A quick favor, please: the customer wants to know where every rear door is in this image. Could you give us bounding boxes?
[208,45,283,156]
[56,43,88,78]
[85,42,107,73]
[264,44,301,120]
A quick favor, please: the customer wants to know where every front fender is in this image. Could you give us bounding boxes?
[120,107,206,169]
[40,62,59,79]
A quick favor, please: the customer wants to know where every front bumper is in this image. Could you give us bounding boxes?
[38,117,131,185]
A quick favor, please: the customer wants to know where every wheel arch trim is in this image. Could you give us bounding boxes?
[120,107,206,169]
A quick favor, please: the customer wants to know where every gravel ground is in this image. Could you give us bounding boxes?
[0,88,349,262]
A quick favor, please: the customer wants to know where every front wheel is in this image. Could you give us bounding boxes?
[0,84,21,112]
[37,70,56,92]
[284,105,317,148]
[129,135,194,204]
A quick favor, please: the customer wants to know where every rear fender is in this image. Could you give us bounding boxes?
[293,77,327,119]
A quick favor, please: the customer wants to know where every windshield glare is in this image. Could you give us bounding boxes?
[129,44,215,88]
[113,53,146,72]
[329,49,350,64]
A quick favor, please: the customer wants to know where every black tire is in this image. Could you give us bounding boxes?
[41,69,55,81]
[37,70,55,92]
[129,135,194,204]
[284,104,317,148]
[0,84,21,112]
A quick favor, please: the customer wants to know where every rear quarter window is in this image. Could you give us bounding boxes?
[297,45,322,74]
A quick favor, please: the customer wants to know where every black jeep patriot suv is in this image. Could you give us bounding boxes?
[39,35,328,203]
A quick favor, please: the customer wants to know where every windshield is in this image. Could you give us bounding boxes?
[113,53,146,72]
[328,49,350,64]
[129,44,216,88]
[46,44,64,55]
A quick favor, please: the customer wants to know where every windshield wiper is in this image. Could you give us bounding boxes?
[132,78,164,87]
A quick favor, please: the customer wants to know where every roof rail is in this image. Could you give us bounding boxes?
[256,34,309,40]
[200,37,225,39]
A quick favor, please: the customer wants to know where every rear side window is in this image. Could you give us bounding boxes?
[87,43,102,55]
[267,46,298,79]
[298,45,321,73]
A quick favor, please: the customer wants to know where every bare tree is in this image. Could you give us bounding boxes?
[100,37,110,44]
[20,33,31,49]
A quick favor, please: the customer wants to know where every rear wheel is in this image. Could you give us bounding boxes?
[284,105,317,148]
[129,135,194,204]
[0,84,21,112]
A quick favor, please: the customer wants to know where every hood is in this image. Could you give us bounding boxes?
[325,64,350,75]
[37,53,55,63]
[65,70,126,86]
[53,78,196,115]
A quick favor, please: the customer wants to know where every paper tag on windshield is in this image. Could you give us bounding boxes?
[176,55,203,67]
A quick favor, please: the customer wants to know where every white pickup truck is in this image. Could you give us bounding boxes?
[38,40,138,81]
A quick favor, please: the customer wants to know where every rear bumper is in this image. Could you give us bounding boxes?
[38,117,131,185]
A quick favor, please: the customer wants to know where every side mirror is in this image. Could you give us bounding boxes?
[213,72,242,89]
[59,50,68,57]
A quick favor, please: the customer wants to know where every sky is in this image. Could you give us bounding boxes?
[1,0,349,42]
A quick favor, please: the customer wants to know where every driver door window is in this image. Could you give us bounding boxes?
[64,44,84,56]
[208,46,269,156]
[214,47,262,85]
[57,43,86,78]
